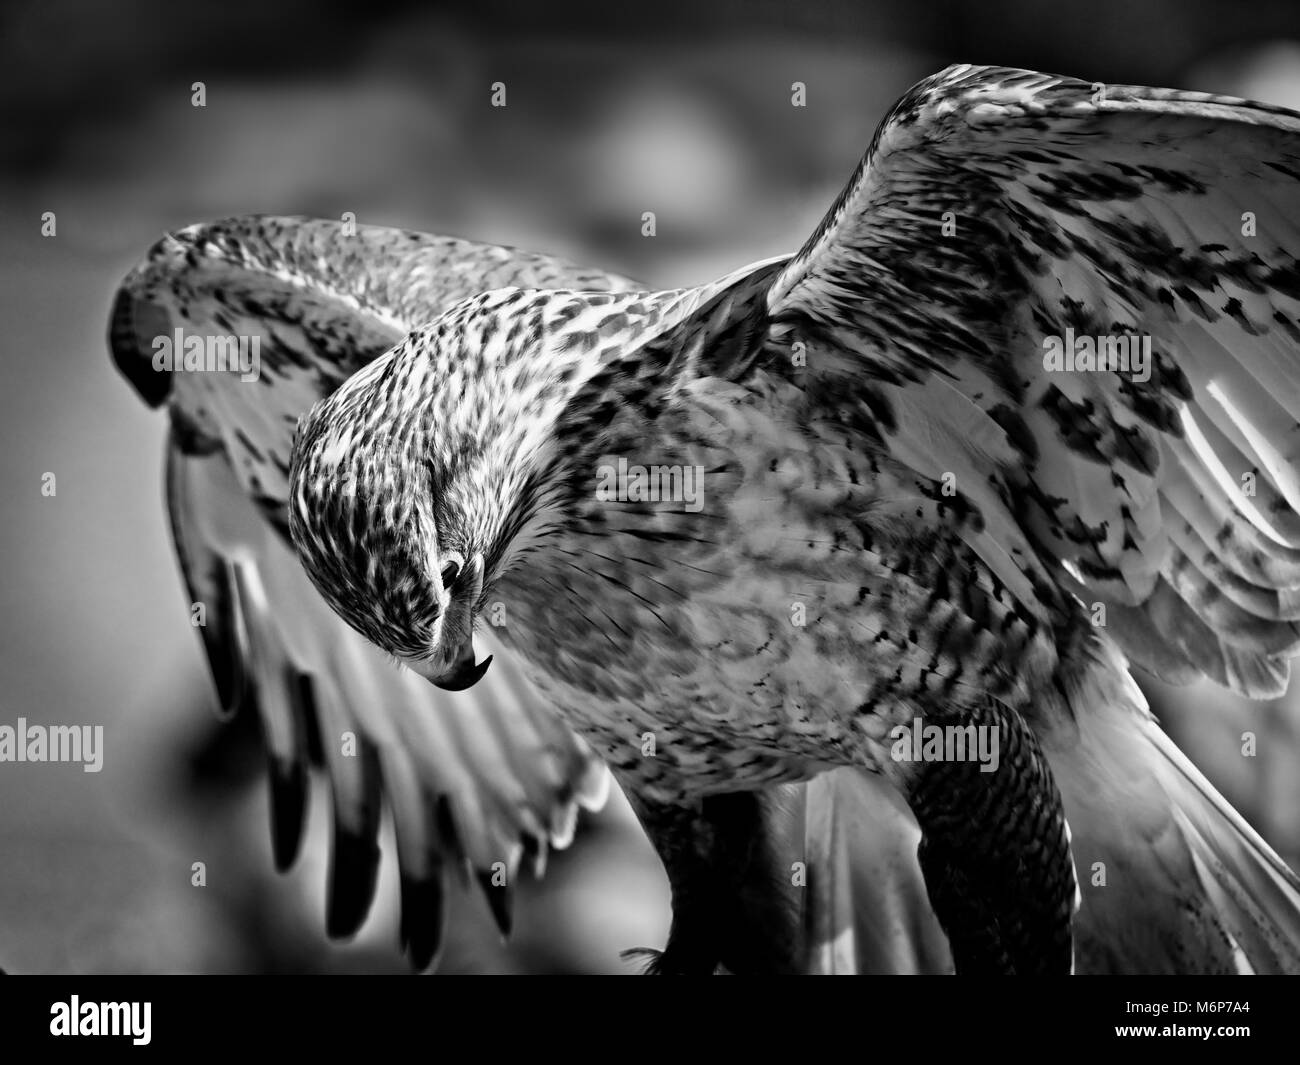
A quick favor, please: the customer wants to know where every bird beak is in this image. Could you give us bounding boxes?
[424,552,492,691]
[429,643,494,691]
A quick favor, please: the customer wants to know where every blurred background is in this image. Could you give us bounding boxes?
[2,0,1300,973]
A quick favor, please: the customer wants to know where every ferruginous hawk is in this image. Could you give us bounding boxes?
[113,65,1300,974]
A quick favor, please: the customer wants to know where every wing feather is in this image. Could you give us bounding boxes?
[766,64,1300,697]
[115,216,631,966]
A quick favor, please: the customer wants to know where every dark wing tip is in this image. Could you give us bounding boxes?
[399,871,447,972]
[267,756,309,872]
[475,870,514,938]
[326,742,384,940]
[326,823,383,939]
[109,286,172,408]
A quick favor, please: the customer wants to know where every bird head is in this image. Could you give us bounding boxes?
[288,367,494,689]
[285,296,537,692]
[287,285,663,689]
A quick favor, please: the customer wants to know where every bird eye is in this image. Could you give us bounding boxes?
[440,561,460,588]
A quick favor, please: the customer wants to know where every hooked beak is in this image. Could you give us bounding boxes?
[423,551,492,691]
[429,643,494,691]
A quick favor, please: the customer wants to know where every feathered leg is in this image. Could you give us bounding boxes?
[901,698,1078,974]
[624,790,804,974]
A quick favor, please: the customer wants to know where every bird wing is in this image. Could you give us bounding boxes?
[546,65,1300,972]
[761,63,1300,699]
[755,63,1300,971]
[111,216,631,966]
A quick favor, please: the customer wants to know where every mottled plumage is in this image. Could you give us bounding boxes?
[115,65,1300,974]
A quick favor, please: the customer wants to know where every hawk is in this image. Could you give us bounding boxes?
[112,65,1300,974]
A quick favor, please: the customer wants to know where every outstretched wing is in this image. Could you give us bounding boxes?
[544,65,1300,972]
[764,64,1300,698]
[749,64,1300,970]
[111,216,631,967]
